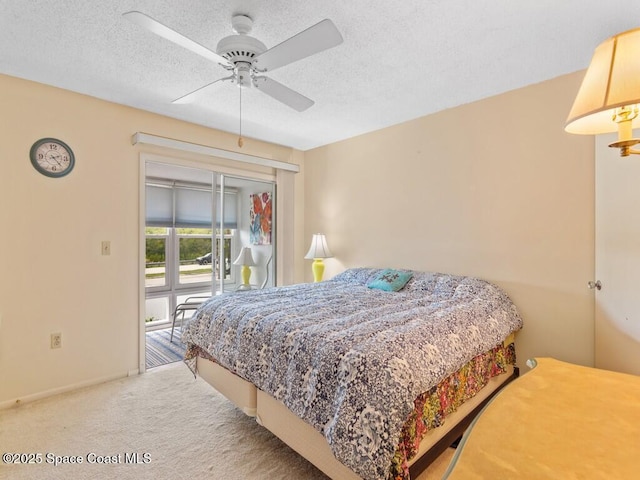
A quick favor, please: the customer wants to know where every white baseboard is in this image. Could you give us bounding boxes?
[0,371,135,410]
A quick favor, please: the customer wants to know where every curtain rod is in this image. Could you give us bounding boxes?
[131,132,300,173]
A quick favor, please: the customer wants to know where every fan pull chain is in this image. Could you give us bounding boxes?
[238,84,244,148]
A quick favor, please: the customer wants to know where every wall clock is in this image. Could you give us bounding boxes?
[29,138,75,178]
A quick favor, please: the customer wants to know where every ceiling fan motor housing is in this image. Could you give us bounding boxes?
[217,35,266,63]
[216,15,266,71]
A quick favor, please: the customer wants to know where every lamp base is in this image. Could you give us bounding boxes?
[311,258,325,283]
[240,264,252,288]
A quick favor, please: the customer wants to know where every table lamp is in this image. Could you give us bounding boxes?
[565,27,640,156]
[304,234,333,282]
[233,247,256,290]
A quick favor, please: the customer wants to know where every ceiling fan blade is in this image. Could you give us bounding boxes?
[123,11,232,68]
[253,19,343,72]
[254,77,314,111]
[172,75,234,104]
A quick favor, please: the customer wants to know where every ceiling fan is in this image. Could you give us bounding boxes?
[123,11,344,112]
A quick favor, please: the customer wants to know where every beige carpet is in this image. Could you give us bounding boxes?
[0,362,453,480]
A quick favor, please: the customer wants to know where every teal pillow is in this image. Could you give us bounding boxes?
[367,269,413,292]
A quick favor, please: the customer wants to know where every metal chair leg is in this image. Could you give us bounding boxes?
[170,297,208,343]
[170,307,184,343]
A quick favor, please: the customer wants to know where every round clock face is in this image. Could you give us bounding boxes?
[30,138,75,177]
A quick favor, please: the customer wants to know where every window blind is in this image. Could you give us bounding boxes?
[145,184,237,229]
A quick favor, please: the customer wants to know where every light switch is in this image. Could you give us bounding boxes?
[101,241,111,256]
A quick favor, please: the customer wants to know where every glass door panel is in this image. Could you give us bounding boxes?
[217,234,233,282]
[221,175,275,292]
[145,228,168,288]
[177,228,214,285]
[144,163,276,324]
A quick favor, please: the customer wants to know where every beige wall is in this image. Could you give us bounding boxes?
[0,74,304,406]
[304,72,595,370]
[0,70,597,405]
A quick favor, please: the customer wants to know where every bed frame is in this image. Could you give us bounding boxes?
[196,355,519,479]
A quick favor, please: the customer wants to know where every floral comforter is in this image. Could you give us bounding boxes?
[182,268,523,480]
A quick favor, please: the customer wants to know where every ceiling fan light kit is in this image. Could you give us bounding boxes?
[124,10,343,146]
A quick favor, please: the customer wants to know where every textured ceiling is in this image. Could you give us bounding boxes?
[2,1,640,151]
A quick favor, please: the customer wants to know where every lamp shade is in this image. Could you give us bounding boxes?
[304,234,333,259]
[233,247,255,266]
[566,27,640,135]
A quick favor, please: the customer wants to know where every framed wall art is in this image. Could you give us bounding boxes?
[250,192,272,245]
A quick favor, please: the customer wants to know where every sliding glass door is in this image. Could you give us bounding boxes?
[221,175,275,292]
[144,162,275,329]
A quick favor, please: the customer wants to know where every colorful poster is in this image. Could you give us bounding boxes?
[250,192,272,245]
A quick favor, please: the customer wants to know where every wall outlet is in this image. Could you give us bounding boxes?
[51,333,62,349]
[101,240,111,256]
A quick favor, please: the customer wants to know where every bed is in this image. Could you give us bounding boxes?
[443,357,640,479]
[181,267,523,480]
